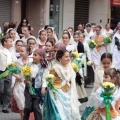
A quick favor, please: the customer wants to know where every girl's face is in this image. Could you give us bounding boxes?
[45,42,53,52]
[62,34,70,46]
[86,27,91,32]
[33,51,41,64]
[22,27,30,36]
[47,29,53,38]
[59,52,70,66]
[15,42,23,52]
[20,47,29,58]
[96,27,101,35]
[27,39,36,50]
[39,31,47,41]
[4,38,13,49]
[103,75,112,83]
[10,30,16,39]
[74,34,80,42]
[78,24,83,30]
[101,58,112,69]
[68,28,73,35]
[79,34,84,42]
[103,75,116,84]
[22,19,27,26]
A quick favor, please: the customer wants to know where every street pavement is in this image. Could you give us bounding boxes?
[0,84,93,120]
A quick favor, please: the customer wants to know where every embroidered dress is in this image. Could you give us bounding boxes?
[43,63,81,120]
[81,63,114,120]
[87,86,120,120]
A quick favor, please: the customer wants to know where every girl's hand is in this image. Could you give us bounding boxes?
[24,80,31,86]
[15,74,22,80]
[41,87,46,96]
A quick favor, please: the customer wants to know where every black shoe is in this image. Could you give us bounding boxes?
[2,110,9,113]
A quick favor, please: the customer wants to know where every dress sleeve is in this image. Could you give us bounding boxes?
[42,68,49,87]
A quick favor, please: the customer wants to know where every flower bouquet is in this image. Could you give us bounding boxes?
[87,61,93,66]
[46,74,57,99]
[70,62,78,73]
[22,66,36,96]
[100,82,115,120]
[103,37,112,44]
[0,62,20,79]
[89,40,98,49]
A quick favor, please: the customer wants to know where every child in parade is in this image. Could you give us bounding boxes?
[87,68,120,120]
[23,48,48,120]
[15,40,23,59]
[43,49,81,120]
[27,37,37,58]
[21,26,32,45]
[37,30,47,49]
[81,53,114,120]
[0,35,18,113]
[91,25,107,69]
[111,26,120,69]
[12,45,33,119]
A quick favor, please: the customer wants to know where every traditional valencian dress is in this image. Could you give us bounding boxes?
[81,63,114,120]
[43,62,81,120]
[87,86,120,120]
[91,33,107,67]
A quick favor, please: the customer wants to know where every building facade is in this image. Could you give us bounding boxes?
[0,0,120,37]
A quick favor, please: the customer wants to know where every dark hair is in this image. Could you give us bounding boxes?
[56,49,69,61]
[24,26,31,31]
[101,53,112,62]
[47,28,53,33]
[45,40,54,46]
[104,68,120,87]
[105,23,110,28]
[8,28,15,34]
[91,23,96,26]
[9,22,16,28]
[68,27,74,31]
[73,32,80,36]
[44,25,49,30]
[15,40,23,45]
[47,37,56,45]
[27,37,36,44]
[19,18,29,27]
[62,32,71,39]
[1,35,12,46]
[78,23,84,27]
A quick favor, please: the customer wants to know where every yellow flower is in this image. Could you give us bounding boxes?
[87,61,93,66]
[46,74,55,84]
[91,40,95,43]
[70,62,78,73]
[7,62,16,68]
[102,82,115,88]
[72,52,79,58]
[22,66,32,77]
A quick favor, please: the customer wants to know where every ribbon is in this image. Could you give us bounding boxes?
[47,82,57,100]
[0,68,20,79]
[103,37,111,44]
[28,85,37,96]
[100,91,114,120]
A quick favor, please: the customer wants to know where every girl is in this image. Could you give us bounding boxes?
[87,68,120,120]
[43,49,81,120]
[91,25,107,68]
[111,26,120,69]
[81,53,114,120]
[12,45,33,118]
[79,33,94,86]
[21,26,32,45]
[15,40,23,59]
[68,27,74,44]
[46,27,58,43]
[62,32,76,52]
[37,30,47,49]
[84,23,94,43]
[7,28,20,46]
[73,32,84,53]
[27,37,37,58]
[23,48,48,120]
